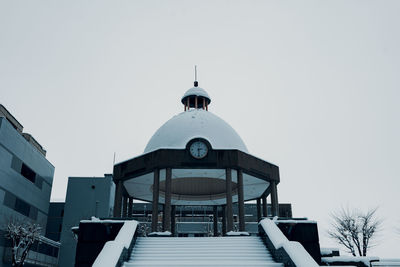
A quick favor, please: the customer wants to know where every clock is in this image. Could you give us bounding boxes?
[189,140,208,159]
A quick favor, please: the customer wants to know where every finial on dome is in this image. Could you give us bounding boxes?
[182,67,211,112]
[194,65,198,87]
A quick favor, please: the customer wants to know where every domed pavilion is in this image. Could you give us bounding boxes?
[113,81,280,235]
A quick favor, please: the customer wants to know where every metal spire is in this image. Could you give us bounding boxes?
[194,65,198,87]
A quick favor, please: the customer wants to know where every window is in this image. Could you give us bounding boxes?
[21,163,36,183]
[35,176,43,189]
[29,206,38,220]
[3,191,38,220]
[15,198,30,217]
[3,192,16,209]
[11,157,42,189]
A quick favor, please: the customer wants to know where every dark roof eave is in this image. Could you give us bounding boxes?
[113,149,280,183]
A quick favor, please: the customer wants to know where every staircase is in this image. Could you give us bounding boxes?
[123,236,284,267]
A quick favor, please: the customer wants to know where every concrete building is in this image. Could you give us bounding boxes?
[45,202,65,242]
[58,175,114,267]
[0,104,58,266]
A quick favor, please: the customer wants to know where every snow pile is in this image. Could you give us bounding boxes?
[372,259,400,266]
[259,218,319,267]
[90,216,101,222]
[92,220,138,267]
[259,219,288,248]
[320,247,339,256]
[148,231,172,236]
[322,256,380,265]
[226,231,250,236]
[114,220,138,248]
[274,219,317,224]
[80,217,126,223]
[93,242,124,267]
[282,241,320,267]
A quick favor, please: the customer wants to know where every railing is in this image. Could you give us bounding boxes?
[372,259,400,267]
[92,220,139,267]
[2,235,60,267]
[259,218,319,267]
[134,221,260,236]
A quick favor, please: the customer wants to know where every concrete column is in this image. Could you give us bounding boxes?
[221,205,226,235]
[162,204,166,230]
[262,195,268,217]
[270,181,279,217]
[171,205,176,236]
[213,206,218,237]
[122,196,128,218]
[225,168,233,232]
[113,180,123,217]
[164,168,172,231]
[237,169,245,231]
[256,198,262,222]
[128,197,133,218]
[151,169,160,232]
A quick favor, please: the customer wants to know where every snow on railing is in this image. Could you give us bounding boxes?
[259,218,319,267]
[322,256,380,266]
[92,220,138,267]
[372,259,400,266]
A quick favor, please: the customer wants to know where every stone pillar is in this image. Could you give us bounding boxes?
[270,181,279,217]
[256,198,262,222]
[122,196,128,218]
[225,168,233,232]
[151,169,160,232]
[171,205,176,236]
[113,180,123,217]
[164,168,172,231]
[128,197,133,218]
[213,206,218,236]
[221,205,226,235]
[237,169,245,231]
[262,195,268,217]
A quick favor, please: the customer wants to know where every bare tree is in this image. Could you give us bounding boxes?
[5,218,41,267]
[328,207,381,256]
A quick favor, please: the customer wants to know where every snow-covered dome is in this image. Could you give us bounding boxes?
[181,87,211,105]
[144,109,248,153]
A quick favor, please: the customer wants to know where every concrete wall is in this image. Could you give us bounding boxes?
[0,117,54,267]
[0,105,23,133]
[46,202,65,242]
[58,175,114,267]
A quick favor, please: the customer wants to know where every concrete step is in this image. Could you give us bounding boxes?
[124,236,283,267]
[124,260,284,267]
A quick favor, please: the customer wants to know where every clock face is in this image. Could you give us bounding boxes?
[189,141,208,159]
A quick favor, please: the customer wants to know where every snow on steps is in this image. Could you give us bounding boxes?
[123,236,284,267]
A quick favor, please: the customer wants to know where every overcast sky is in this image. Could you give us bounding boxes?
[1,0,399,257]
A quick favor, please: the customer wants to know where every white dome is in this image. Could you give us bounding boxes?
[144,109,248,153]
[181,87,211,103]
